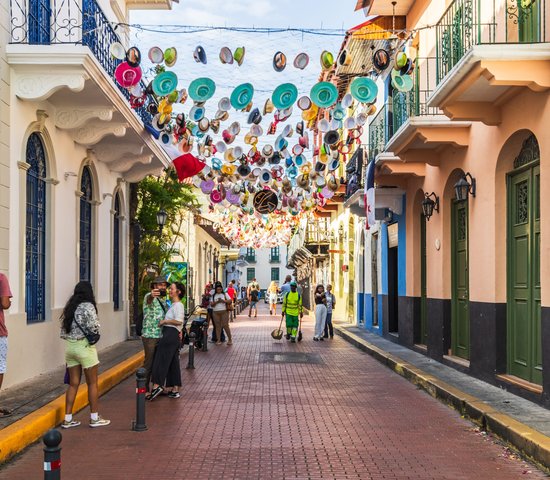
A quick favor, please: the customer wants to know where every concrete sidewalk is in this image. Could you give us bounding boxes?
[335,324,550,471]
[0,339,144,463]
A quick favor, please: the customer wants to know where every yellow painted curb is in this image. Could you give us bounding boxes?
[0,350,144,464]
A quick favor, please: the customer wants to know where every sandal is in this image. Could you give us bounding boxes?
[0,408,13,417]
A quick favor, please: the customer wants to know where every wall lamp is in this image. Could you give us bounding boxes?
[422,192,439,221]
[454,172,476,202]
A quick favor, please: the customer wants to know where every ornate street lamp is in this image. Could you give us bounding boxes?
[422,192,439,221]
[156,209,168,231]
[454,172,476,202]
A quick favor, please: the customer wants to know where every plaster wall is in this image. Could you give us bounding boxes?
[0,1,10,274]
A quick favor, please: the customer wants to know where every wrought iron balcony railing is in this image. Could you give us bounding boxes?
[368,104,388,163]
[436,0,548,84]
[10,0,153,125]
[344,146,365,201]
[305,225,332,245]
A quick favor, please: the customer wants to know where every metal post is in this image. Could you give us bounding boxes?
[187,332,195,369]
[43,429,62,480]
[202,322,208,352]
[132,368,147,431]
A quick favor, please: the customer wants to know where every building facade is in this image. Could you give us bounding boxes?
[240,246,294,295]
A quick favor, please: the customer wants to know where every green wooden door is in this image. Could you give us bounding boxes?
[451,200,470,360]
[420,213,427,345]
[518,0,540,43]
[508,162,542,384]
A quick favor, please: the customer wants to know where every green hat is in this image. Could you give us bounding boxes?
[230,83,254,110]
[290,281,297,286]
[320,50,334,70]
[234,46,246,66]
[272,83,298,110]
[350,77,378,104]
[152,71,178,96]
[188,77,216,102]
[391,69,413,92]
[310,82,338,109]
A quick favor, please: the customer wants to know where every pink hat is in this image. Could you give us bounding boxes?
[114,62,142,88]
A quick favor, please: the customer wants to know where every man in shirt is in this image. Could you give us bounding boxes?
[279,275,292,297]
[0,273,12,416]
[226,280,237,322]
[248,286,259,318]
[323,284,336,339]
[281,281,303,343]
[142,276,169,394]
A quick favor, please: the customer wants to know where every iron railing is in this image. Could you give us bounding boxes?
[305,223,332,245]
[10,0,153,125]
[368,104,388,163]
[344,146,365,200]
[436,0,547,84]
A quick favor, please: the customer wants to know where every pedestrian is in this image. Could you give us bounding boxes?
[247,277,260,298]
[149,282,186,401]
[226,280,237,322]
[313,284,327,342]
[248,286,259,318]
[206,283,226,342]
[60,281,110,428]
[323,284,336,339]
[0,273,12,417]
[141,276,168,394]
[210,282,233,345]
[281,281,302,343]
[279,275,292,297]
[267,281,279,315]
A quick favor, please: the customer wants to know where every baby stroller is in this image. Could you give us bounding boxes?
[183,306,209,351]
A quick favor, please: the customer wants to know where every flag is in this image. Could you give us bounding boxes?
[364,160,375,229]
[163,144,206,181]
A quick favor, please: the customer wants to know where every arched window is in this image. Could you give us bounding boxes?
[79,167,93,282]
[113,192,121,310]
[25,133,47,323]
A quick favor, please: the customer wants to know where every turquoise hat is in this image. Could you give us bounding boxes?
[390,69,413,92]
[350,77,378,103]
[188,77,216,102]
[310,82,338,108]
[230,83,254,110]
[152,71,178,96]
[272,83,298,110]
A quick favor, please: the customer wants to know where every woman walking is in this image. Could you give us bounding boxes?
[60,281,110,428]
[149,282,186,401]
[268,281,279,315]
[210,282,233,345]
[323,284,336,339]
[313,284,327,342]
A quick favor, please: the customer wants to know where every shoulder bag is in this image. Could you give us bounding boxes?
[73,317,101,345]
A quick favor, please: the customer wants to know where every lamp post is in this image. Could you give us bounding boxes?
[132,209,168,336]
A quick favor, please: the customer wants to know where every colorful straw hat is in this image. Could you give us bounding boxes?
[294,52,309,70]
[272,83,298,110]
[297,96,312,111]
[164,47,177,67]
[194,46,207,64]
[373,48,390,71]
[110,42,126,60]
[263,98,275,115]
[125,47,141,68]
[189,77,216,102]
[152,71,178,96]
[230,83,254,110]
[219,47,234,64]
[115,62,142,88]
[350,77,378,104]
[148,46,164,64]
[233,47,246,66]
[273,51,287,72]
[391,69,414,92]
[320,51,334,70]
[310,82,338,108]
[337,49,352,67]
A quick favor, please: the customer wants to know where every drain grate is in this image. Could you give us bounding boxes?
[259,352,324,364]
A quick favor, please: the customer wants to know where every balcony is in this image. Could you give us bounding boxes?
[429,0,550,124]
[244,253,257,264]
[7,0,170,181]
[269,254,281,263]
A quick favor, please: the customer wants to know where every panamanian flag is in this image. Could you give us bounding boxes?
[364,160,375,230]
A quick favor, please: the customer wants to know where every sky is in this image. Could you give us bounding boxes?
[128,0,368,157]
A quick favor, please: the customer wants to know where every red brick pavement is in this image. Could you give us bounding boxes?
[1,305,545,479]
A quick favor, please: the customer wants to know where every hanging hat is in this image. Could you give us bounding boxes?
[219,47,234,64]
[350,77,378,104]
[344,117,356,130]
[391,69,414,92]
[210,187,225,204]
[262,145,274,158]
[310,82,338,108]
[244,132,258,145]
[294,52,309,70]
[215,140,227,153]
[125,47,141,67]
[110,42,126,60]
[316,175,327,187]
[278,107,293,122]
[259,169,273,184]
[328,157,340,171]
[210,119,221,134]
[250,124,263,137]
[233,47,246,66]
[248,108,262,125]
[164,47,178,67]
[189,77,216,102]
[292,144,304,156]
[356,112,368,126]
[115,62,142,88]
[275,135,288,152]
[318,118,330,132]
[324,130,340,145]
[269,151,282,165]
[198,117,210,132]
[332,104,345,121]
[373,49,390,71]
[189,104,205,122]
[320,51,334,70]
[272,83,298,110]
[218,97,231,112]
[215,110,229,121]
[224,148,236,163]
[327,174,339,191]
[230,83,254,110]
[282,124,294,138]
[242,101,253,113]
[222,129,235,144]
[148,46,164,64]
[299,133,309,150]
[200,179,215,193]
[296,121,304,136]
[263,98,275,115]
[297,174,309,189]
[171,152,206,181]
[237,162,252,177]
[297,96,312,111]
[211,157,223,170]
[152,71,178,96]
[194,46,207,64]
[400,58,414,75]
[330,118,342,131]
[228,121,241,135]
[221,164,237,175]
[337,48,352,67]
[394,51,408,70]
[273,51,287,72]
[315,161,327,173]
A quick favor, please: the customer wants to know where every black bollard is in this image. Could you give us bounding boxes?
[43,429,62,480]
[187,332,195,369]
[132,368,147,432]
[202,322,208,352]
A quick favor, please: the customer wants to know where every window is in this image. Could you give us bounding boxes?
[79,167,93,282]
[270,247,280,263]
[271,268,280,282]
[113,193,121,310]
[247,268,255,283]
[245,247,256,263]
[25,133,47,323]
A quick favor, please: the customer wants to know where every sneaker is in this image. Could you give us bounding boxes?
[148,386,164,401]
[285,333,291,340]
[269,309,272,315]
[290,337,296,343]
[61,419,81,429]
[320,337,324,341]
[89,416,110,428]
[168,392,180,399]
[313,337,319,342]
[227,340,233,345]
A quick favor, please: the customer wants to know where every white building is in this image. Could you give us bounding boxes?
[1,0,175,388]
[238,246,294,295]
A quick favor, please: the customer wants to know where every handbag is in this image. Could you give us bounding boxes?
[73,317,101,346]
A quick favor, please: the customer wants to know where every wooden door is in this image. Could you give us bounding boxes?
[420,213,427,344]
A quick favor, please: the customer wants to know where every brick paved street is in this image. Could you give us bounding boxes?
[1,305,546,479]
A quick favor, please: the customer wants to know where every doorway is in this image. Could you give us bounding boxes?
[419,213,428,345]
[371,233,379,327]
[387,245,399,334]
